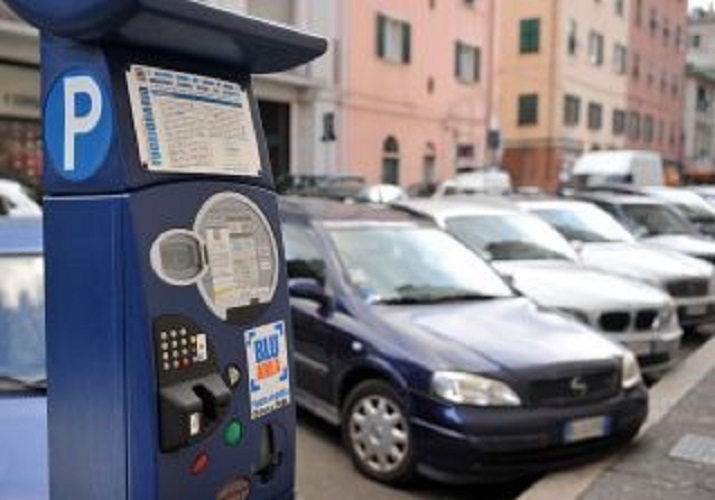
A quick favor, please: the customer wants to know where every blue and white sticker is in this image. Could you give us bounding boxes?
[44,71,113,181]
[244,321,290,419]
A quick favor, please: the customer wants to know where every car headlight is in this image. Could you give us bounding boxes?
[621,351,642,390]
[654,306,677,330]
[432,372,521,407]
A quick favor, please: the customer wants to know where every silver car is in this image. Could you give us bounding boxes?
[521,199,715,332]
[396,198,682,377]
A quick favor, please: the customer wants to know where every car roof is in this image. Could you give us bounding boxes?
[279,196,423,226]
[394,196,519,221]
[0,217,43,254]
[517,198,601,211]
[573,192,669,206]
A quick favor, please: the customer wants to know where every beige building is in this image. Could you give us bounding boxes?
[498,0,633,191]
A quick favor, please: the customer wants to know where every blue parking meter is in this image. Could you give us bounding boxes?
[5,1,326,498]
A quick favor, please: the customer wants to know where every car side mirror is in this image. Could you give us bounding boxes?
[288,278,333,311]
[570,240,584,254]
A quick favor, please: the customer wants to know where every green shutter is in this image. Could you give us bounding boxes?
[377,14,386,58]
[402,22,411,64]
[474,47,481,81]
[455,42,461,78]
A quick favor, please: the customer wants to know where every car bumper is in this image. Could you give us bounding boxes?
[409,387,648,483]
[673,296,715,327]
[607,327,682,377]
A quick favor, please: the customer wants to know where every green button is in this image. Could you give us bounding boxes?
[224,420,243,446]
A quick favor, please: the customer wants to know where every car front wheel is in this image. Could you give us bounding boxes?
[342,380,415,485]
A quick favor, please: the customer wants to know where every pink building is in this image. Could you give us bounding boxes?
[626,0,688,170]
[337,0,495,187]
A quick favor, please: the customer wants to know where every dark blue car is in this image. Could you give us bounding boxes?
[280,198,648,485]
[0,217,48,499]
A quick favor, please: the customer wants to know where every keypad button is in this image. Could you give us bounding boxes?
[181,339,187,346]
[173,360,180,369]
[160,331,168,340]
[171,340,178,349]
[162,352,169,361]
[180,328,187,336]
[161,342,168,351]
[163,363,170,371]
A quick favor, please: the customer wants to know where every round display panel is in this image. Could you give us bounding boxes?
[194,192,279,322]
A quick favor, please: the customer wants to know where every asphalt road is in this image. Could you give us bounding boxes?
[294,332,709,500]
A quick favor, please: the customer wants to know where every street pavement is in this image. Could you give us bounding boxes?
[295,409,533,500]
[295,333,710,500]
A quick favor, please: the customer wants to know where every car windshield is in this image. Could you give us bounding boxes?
[530,205,635,243]
[620,203,696,237]
[0,255,46,391]
[327,225,514,304]
[445,214,577,262]
[649,190,715,222]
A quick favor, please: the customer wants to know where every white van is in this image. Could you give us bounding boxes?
[571,150,664,188]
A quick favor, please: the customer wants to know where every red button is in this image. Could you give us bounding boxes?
[191,452,209,475]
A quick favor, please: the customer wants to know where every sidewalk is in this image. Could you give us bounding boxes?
[520,335,715,500]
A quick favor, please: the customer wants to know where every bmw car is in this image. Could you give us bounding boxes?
[0,217,47,500]
[280,197,647,485]
[395,198,682,378]
[521,198,715,332]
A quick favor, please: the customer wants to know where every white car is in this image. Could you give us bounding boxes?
[521,198,715,333]
[0,180,41,217]
[395,198,682,378]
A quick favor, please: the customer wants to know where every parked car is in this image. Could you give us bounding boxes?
[689,185,715,207]
[583,185,715,238]
[573,192,715,264]
[276,173,366,201]
[395,198,682,378]
[0,217,47,500]
[0,179,42,217]
[280,197,647,485]
[433,167,513,197]
[521,199,715,331]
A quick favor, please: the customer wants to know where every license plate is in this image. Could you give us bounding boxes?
[563,416,611,444]
[629,341,652,356]
[686,304,707,316]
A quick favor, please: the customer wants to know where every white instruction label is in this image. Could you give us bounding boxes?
[126,65,261,176]
[187,0,241,15]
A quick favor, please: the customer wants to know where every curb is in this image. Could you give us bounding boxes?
[517,334,715,500]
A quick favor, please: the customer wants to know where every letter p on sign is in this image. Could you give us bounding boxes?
[63,76,102,172]
[45,71,113,182]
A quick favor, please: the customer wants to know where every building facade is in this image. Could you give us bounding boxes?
[683,6,715,181]
[337,0,495,187]
[0,2,40,186]
[625,0,688,171]
[498,0,687,192]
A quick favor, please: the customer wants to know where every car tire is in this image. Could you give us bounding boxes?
[341,380,415,485]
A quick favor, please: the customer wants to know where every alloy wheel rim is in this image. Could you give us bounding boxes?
[349,395,408,474]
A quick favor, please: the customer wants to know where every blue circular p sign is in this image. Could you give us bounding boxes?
[45,71,113,181]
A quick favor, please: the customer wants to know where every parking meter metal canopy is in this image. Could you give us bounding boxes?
[5,0,327,73]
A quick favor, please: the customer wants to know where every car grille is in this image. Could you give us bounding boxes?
[596,309,661,333]
[599,312,631,332]
[666,279,709,298]
[634,310,658,330]
[529,368,620,408]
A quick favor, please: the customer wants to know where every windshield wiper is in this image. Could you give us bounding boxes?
[0,375,47,393]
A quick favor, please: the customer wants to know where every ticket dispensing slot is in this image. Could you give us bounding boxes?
[154,315,230,452]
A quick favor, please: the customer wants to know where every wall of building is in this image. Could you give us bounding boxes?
[683,69,715,178]
[626,0,688,166]
[340,0,492,186]
[557,0,630,154]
